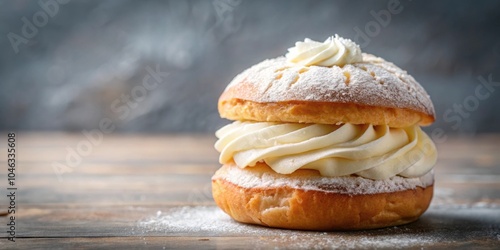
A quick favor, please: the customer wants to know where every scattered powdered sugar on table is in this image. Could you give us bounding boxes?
[139,206,281,235]
[269,233,440,249]
[137,206,444,249]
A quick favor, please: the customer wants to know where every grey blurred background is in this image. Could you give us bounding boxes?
[1,0,499,134]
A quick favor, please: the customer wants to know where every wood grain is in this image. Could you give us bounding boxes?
[0,132,499,248]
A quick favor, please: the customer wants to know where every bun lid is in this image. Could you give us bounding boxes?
[218,36,435,127]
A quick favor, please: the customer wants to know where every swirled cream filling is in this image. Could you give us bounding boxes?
[215,121,437,180]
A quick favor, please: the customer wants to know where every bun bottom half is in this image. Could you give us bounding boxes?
[212,164,433,231]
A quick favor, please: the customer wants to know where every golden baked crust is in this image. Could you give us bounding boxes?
[218,54,435,127]
[219,98,434,128]
[212,164,433,230]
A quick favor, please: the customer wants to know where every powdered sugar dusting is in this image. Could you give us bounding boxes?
[226,53,434,116]
[137,206,453,248]
[214,165,433,195]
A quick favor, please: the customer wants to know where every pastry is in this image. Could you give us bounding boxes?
[212,35,437,230]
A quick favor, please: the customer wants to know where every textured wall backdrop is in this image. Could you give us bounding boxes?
[1,0,499,134]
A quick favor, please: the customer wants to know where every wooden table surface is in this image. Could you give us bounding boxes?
[0,132,499,249]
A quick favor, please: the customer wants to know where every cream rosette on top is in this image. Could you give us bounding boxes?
[285,34,363,67]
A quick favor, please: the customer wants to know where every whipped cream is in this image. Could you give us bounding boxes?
[285,35,363,67]
[215,122,437,180]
